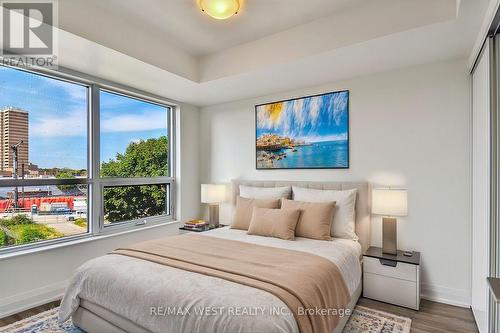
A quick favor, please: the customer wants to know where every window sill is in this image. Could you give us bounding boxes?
[0,220,181,261]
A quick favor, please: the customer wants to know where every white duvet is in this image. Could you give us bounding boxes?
[59,227,362,333]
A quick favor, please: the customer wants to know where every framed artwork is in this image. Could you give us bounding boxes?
[255,90,349,169]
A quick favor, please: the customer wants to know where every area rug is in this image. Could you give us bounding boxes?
[0,307,82,333]
[343,306,412,333]
[0,305,411,333]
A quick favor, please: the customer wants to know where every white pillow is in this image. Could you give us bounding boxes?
[292,186,358,240]
[239,185,292,200]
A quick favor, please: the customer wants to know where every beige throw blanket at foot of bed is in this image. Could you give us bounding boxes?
[113,234,350,333]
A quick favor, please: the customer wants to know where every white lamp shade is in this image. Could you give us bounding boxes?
[372,188,408,216]
[201,184,226,204]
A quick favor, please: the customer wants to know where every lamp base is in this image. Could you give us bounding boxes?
[382,217,397,255]
[208,204,219,228]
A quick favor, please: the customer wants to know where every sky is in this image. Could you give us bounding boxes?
[256,91,348,142]
[0,66,167,170]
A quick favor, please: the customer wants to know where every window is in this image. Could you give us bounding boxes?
[0,66,89,250]
[0,65,175,252]
[98,90,173,228]
[100,91,169,178]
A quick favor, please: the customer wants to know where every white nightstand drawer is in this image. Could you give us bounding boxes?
[364,256,417,282]
[363,272,418,309]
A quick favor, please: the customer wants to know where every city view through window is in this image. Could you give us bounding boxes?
[0,66,170,249]
[100,91,169,225]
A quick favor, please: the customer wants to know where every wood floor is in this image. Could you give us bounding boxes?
[0,298,478,332]
[0,300,60,328]
[358,298,479,333]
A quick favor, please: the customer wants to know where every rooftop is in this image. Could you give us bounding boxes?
[0,107,28,114]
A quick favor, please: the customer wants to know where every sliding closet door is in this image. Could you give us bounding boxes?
[472,40,491,333]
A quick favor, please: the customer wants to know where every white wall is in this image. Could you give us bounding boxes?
[177,103,202,222]
[0,104,201,318]
[200,59,472,306]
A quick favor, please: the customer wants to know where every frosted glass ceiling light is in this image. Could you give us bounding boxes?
[199,0,240,20]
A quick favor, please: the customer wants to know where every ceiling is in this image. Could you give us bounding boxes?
[60,0,366,57]
[53,0,489,106]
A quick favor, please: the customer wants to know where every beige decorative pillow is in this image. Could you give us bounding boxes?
[281,199,336,241]
[231,196,281,230]
[247,207,300,240]
[292,186,357,240]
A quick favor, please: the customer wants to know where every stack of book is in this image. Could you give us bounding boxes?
[183,219,210,231]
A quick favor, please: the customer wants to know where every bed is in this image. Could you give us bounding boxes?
[59,180,371,333]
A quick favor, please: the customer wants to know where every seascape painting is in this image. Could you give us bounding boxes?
[256,90,349,169]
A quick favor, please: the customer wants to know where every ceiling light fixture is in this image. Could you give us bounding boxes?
[199,0,240,20]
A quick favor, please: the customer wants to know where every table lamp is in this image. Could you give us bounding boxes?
[372,188,408,255]
[201,184,226,228]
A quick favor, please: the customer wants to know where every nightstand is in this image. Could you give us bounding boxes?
[363,246,421,310]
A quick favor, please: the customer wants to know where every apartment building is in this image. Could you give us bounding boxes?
[0,107,29,174]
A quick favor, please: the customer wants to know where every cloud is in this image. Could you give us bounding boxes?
[30,107,166,138]
[256,105,274,130]
[297,133,348,143]
[332,91,348,126]
[257,91,348,139]
[309,96,322,127]
[43,77,88,103]
[101,109,166,133]
[30,108,86,137]
[292,99,305,129]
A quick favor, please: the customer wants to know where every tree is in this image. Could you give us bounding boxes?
[56,169,77,192]
[101,136,168,223]
[51,168,87,193]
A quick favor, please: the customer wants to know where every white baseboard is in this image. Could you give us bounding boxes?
[421,283,471,308]
[0,280,68,319]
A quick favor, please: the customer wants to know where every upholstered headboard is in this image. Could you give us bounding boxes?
[231,179,371,253]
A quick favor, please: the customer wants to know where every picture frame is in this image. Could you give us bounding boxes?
[255,90,349,170]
